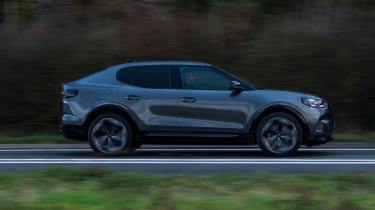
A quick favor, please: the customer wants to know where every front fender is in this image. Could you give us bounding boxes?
[247,103,309,138]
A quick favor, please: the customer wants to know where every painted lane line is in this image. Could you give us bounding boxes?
[0,149,91,152]
[157,148,369,151]
[0,158,374,162]
[0,161,375,164]
[0,148,375,152]
[1,158,375,164]
[140,148,375,151]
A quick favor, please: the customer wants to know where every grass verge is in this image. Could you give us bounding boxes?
[0,134,77,144]
[0,168,374,210]
[333,132,375,142]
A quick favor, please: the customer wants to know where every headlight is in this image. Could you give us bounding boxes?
[302,97,327,108]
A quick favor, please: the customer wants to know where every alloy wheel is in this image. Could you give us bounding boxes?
[92,117,128,153]
[261,117,298,154]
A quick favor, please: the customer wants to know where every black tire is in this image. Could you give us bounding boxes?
[256,112,303,157]
[87,113,134,155]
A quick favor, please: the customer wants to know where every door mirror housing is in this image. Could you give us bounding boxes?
[229,81,244,92]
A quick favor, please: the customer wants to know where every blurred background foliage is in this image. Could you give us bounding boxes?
[0,0,375,133]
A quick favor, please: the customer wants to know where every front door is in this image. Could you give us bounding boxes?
[176,65,251,134]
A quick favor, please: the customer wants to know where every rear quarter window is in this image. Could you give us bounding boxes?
[116,65,171,89]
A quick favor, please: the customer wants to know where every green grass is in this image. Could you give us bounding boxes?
[334,132,375,142]
[0,168,374,210]
[0,134,78,144]
[0,132,374,144]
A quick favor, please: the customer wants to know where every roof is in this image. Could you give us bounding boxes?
[117,60,212,68]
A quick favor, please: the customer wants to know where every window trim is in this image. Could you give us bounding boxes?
[175,65,252,91]
[116,65,173,89]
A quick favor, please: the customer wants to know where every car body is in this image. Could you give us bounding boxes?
[58,61,334,156]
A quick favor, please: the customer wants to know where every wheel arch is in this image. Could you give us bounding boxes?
[83,103,140,140]
[249,104,309,144]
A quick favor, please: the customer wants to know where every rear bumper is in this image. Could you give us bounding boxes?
[58,99,86,141]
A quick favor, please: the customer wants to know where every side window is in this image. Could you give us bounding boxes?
[117,65,171,89]
[179,66,232,90]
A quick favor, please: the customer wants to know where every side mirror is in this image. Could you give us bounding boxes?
[229,81,244,92]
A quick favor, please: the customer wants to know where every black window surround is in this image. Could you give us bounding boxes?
[116,65,172,89]
[116,64,253,90]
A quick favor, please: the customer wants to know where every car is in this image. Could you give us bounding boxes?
[58,61,334,156]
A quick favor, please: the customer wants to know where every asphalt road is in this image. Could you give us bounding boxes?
[0,142,374,174]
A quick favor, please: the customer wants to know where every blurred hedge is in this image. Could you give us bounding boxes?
[0,0,374,133]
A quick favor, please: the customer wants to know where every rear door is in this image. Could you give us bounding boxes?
[175,65,251,134]
[117,65,179,131]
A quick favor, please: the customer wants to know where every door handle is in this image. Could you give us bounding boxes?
[181,97,196,103]
[125,95,140,100]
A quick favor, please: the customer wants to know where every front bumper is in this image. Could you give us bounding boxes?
[307,115,335,146]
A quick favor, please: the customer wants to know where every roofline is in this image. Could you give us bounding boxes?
[115,60,212,67]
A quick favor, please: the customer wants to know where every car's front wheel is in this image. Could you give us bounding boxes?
[256,112,303,157]
[88,113,133,155]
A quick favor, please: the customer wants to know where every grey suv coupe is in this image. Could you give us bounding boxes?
[59,61,334,156]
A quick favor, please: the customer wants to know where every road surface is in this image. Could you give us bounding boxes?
[0,142,374,174]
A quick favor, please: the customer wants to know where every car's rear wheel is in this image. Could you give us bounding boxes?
[88,113,133,155]
[256,112,302,157]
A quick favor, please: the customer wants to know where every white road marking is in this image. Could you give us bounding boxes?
[0,158,374,161]
[0,147,373,165]
[0,149,91,152]
[141,148,375,151]
[0,158,374,164]
[0,148,374,152]
[0,161,374,164]
[0,149,90,152]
